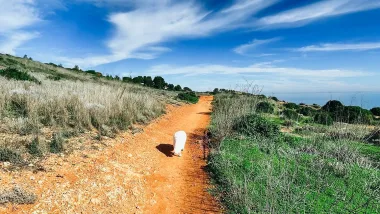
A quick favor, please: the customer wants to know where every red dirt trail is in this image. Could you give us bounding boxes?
[0,96,221,213]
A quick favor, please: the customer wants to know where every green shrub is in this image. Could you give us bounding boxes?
[233,114,280,138]
[370,107,380,116]
[322,100,344,113]
[47,75,61,81]
[7,95,28,117]
[0,67,41,84]
[284,102,300,110]
[282,109,300,120]
[256,102,274,114]
[177,92,199,104]
[256,94,267,99]
[312,103,321,108]
[0,148,24,164]
[270,96,279,102]
[314,111,333,125]
[342,106,373,124]
[50,133,65,153]
[27,137,43,157]
[297,106,317,116]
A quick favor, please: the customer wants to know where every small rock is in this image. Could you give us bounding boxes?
[3,162,11,167]
[128,154,133,158]
[28,163,34,167]
[91,198,101,205]
[136,206,140,209]
[30,176,35,180]
[38,180,43,184]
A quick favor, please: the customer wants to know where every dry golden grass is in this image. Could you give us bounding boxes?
[0,54,178,161]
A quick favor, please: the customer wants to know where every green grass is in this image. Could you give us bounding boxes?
[209,135,380,213]
[208,93,380,213]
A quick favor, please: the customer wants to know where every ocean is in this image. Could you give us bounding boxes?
[268,92,380,110]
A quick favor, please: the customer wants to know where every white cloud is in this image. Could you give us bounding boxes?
[0,0,40,34]
[295,42,380,52]
[146,63,371,79]
[62,0,279,67]
[0,31,39,55]
[233,38,280,55]
[258,0,380,27]
[0,0,41,54]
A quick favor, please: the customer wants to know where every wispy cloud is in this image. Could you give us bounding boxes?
[233,37,280,55]
[147,62,371,79]
[0,31,39,55]
[258,0,380,27]
[294,42,380,52]
[0,0,41,54]
[61,0,279,67]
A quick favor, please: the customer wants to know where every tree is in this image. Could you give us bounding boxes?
[213,88,219,94]
[322,100,344,113]
[114,75,120,81]
[371,107,380,116]
[143,76,154,87]
[58,64,63,68]
[122,76,132,82]
[153,76,166,89]
[174,85,182,91]
[167,84,174,90]
[29,57,33,60]
[132,76,144,84]
[23,55,28,59]
[183,87,192,91]
[73,65,80,71]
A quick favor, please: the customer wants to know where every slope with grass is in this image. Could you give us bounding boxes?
[208,93,380,213]
[0,54,181,166]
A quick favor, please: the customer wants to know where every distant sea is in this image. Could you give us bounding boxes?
[267,92,380,109]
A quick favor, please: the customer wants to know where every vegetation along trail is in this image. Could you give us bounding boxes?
[0,96,221,213]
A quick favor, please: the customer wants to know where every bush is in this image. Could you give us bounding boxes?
[27,137,43,157]
[312,103,321,108]
[342,106,373,124]
[270,96,279,102]
[371,107,380,116]
[297,106,317,117]
[0,67,41,84]
[177,92,199,104]
[322,100,344,113]
[233,114,280,138]
[256,102,274,114]
[282,109,300,120]
[284,102,300,110]
[0,148,24,164]
[314,112,333,126]
[50,133,65,153]
[0,186,37,204]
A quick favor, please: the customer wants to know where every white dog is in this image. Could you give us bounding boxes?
[173,131,187,157]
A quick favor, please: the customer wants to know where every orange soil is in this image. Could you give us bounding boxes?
[0,96,221,213]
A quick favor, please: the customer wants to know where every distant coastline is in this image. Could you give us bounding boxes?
[268,92,380,109]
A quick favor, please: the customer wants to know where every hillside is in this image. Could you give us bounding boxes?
[207,92,380,213]
[0,53,180,167]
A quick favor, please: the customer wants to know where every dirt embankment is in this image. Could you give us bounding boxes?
[0,96,221,213]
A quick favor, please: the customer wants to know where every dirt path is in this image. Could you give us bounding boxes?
[0,96,221,213]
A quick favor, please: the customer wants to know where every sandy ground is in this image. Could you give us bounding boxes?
[0,96,221,213]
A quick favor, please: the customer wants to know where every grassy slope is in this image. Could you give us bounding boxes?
[208,93,380,213]
[0,54,179,163]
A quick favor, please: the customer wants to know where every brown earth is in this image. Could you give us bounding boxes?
[0,96,221,213]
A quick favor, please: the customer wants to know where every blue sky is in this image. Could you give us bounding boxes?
[1,0,380,94]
